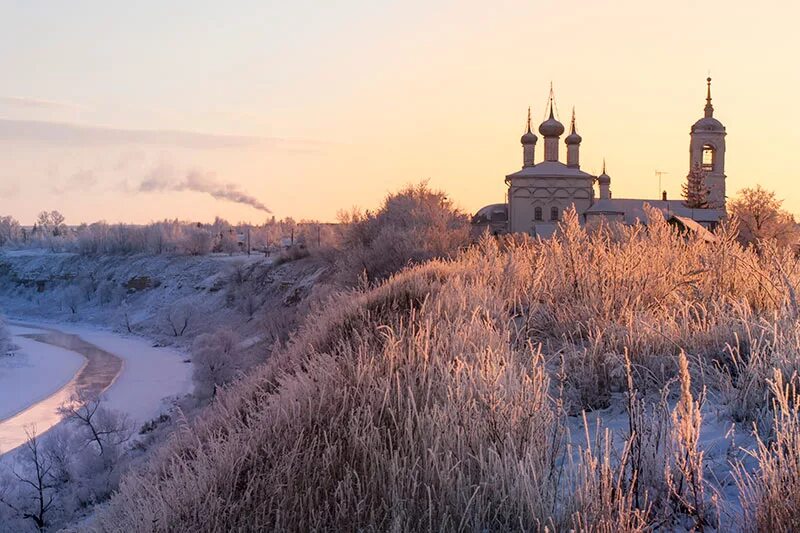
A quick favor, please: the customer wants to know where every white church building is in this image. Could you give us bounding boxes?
[472,78,727,236]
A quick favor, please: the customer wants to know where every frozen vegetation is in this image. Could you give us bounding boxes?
[1,183,799,531]
[92,205,800,532]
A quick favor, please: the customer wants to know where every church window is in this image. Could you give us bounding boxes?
[534,207,542,221]
[702,144,715,171]
[550,207,559,221]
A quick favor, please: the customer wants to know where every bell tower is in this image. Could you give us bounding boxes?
[689,77,727,208]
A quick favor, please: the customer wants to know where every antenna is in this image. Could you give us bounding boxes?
[655,170,669,199]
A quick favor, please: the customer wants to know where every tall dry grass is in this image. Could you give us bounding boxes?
[92,207,800,531]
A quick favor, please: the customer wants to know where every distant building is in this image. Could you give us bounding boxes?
[472,78,727,236]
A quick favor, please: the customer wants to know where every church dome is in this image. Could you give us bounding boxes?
[597,172,610,184]
[520,129,538,145]
[565,131,582,145]
[691,117,725,133]
[539,116,565,137]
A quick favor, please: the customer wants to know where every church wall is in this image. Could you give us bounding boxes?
[508,177,594,235]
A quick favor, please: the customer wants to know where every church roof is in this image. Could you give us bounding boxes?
[585,198,725,225]
[506,161,594,180]
[691,116,726,133]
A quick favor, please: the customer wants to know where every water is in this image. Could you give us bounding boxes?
[0,323,123,455]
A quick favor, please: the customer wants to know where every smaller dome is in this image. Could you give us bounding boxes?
[597,172,610,184]
[565,131,582,145]
[520,129,538,145]
[539,116,565,137]
[691,117,725,133]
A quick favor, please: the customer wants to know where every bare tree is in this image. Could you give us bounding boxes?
[58,392,132,457]
[0,429,58,532]
[166,303,194,337]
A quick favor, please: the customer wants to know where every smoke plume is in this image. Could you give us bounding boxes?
[139,167,271,213]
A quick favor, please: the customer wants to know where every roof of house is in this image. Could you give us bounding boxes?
[585,198,725,225]
[668,215,718,242]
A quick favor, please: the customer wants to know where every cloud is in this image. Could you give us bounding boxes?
[139,165,271,213]
[0,96,83,111]
[0,118,267,149]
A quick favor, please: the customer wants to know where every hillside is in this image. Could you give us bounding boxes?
[88,210,800,532]
[0,250,331,350]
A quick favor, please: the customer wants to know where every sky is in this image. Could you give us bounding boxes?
[0,0,798,225]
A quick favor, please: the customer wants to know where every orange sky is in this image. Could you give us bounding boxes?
[0,1,798,224]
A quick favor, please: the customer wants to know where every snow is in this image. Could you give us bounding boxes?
[43,322,194,425]
[0,327,85,420]
[0,321,192,456]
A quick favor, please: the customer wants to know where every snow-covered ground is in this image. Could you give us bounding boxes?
[0,320,192,456]
[0,325,85,421]
[45,322,193,424]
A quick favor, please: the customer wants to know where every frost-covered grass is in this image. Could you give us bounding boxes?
[88,208,800,531]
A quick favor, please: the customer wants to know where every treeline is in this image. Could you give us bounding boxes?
[0,214,340,256]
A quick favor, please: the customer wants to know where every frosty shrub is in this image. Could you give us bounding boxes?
[180,226,214,256]
[336,181,470,284]
[736,370,800,532]
[191,328,243,400]
[61,286,82,315]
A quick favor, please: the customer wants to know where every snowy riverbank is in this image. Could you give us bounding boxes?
[0,320,192,455]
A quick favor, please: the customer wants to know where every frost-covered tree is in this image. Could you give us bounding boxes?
[0,429,60,532]
[0,396,133,531]
[218,228,240,255]
[49,211,66,237]
[35,211,51,236]
[337,181,470,283]
[192,328,243,399]
[0,216,21,246]
[729,185,800,248]
[61,286,81,315]
[58,392,132,458]
[181,226,214,255]
[682,163,710,209]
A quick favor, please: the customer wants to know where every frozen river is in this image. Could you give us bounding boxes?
[0,321,192,455]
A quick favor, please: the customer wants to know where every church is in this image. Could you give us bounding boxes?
[472,78,727,237]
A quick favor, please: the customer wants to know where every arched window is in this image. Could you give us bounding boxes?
[550,206,559,221]
[534,207,542,221]
[702,144,715,171]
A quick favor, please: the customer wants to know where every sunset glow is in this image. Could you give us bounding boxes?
[1,1,798,223]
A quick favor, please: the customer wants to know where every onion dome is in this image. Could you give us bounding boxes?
[539,106,564,137]
[521,129,538,145]
[521,106,538,145]
[565,108,582,145]
[597,160,610,183]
